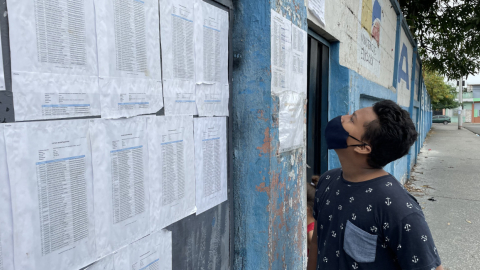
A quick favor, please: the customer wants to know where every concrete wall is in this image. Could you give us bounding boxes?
[232,0,307,269]
[307,0,398,90]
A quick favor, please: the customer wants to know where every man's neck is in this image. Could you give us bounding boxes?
[339,157,388,183]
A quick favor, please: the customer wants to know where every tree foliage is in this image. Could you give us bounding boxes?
[399,0,480,80]
[423,69,460,110]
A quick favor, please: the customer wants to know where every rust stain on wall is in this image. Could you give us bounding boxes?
[257,109,269,122]
[256,127,272,156]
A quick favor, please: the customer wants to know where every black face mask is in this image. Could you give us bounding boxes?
[325,115,369,150]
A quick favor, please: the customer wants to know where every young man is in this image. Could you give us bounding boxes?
[307,100,443,270]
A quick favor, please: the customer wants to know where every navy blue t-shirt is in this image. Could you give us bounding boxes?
[313,168,441,270]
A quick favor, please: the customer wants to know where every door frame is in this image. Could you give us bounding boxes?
[306,29,330,183]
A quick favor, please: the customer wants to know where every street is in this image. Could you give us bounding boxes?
[407,123,480,269]
[463,123,480,135]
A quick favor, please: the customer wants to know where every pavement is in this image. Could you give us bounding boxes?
[463,123,480,135]
[406,123,480,270]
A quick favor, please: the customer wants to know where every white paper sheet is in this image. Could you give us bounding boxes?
[126,230,172,270]
[0,125,13,270]
[107,230,171,270]
[195,83,229,117]
[4,120,96,270]
[309,0,326,26]
[271,10,292,95]
[86,255,114,270]
[193,117,228,214]
[147,115,196,231]
[194,0,229,116]
[160,0,197,115]
[0,28,5,91]
[84,230,172,270]
[291,25,308,95]
[278,91,305,152]
[7,0,100,121]
[90,117,150,257]
[95,0,163,118]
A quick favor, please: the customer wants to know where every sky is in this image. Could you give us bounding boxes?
[446,73,480,88]
[466,74,480,85]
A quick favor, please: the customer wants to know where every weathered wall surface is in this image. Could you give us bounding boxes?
[397,28,414,107]
[231,0,307,269]
[306,0,397,90]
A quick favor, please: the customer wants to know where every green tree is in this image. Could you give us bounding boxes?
[423,69,460,110]
[399,0,480,80]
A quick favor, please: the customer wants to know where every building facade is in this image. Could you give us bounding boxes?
[445,84,480,123]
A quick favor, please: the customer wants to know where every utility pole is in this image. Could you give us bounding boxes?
[458,76,463,129]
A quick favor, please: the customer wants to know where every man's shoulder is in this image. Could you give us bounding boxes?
[320,168,342,180]
[367,175,423,220]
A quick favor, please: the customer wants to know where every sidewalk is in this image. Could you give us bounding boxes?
[463,123,480,135]
[407,123,480,269]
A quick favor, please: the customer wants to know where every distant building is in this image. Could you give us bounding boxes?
[445,83,480,123]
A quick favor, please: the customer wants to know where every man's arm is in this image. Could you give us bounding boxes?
[307,222,318,270]
[435,266,444,270]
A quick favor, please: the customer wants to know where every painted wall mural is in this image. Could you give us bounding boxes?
[357,0,382,76]
[397,29,413,107]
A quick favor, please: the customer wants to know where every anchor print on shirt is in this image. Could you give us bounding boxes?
[383,222,389,229]
[340,223,344,230]
[323,257,328,263]
[336,250,340,257]
[325,187,330,193]
[329,215,333,221]
[326,175,331,180]
[366,205,373,212]
[386,182,393,187]
[336,190,340,196]
[406,202,413,209]
[326,199,330,205]
[366,188,373,193]
[349,197,354,203]
[404,224,412,232]
[385,197,392,206]
[338,205,343,210]
[352,262,358,269]
[381,242,387,248]
[370,226,378,233]
[332,231,336,237]
[412,255,419,263]
[421,235,428,242]
[352,213,357,220]
[397,244,402,250]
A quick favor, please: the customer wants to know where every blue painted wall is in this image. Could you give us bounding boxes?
[231,0,307,269]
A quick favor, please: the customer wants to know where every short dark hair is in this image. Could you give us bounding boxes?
[362,100,418,168]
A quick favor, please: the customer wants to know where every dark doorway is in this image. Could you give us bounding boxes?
[306,32,329,183]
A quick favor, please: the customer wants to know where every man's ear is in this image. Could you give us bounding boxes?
[353,145,372,155]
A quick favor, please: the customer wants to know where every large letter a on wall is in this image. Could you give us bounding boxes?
[397,44,409,90]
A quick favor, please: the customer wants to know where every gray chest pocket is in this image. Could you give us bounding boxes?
[343,220,377,263]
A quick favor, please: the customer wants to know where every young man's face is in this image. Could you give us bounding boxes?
[337,107,378,155]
